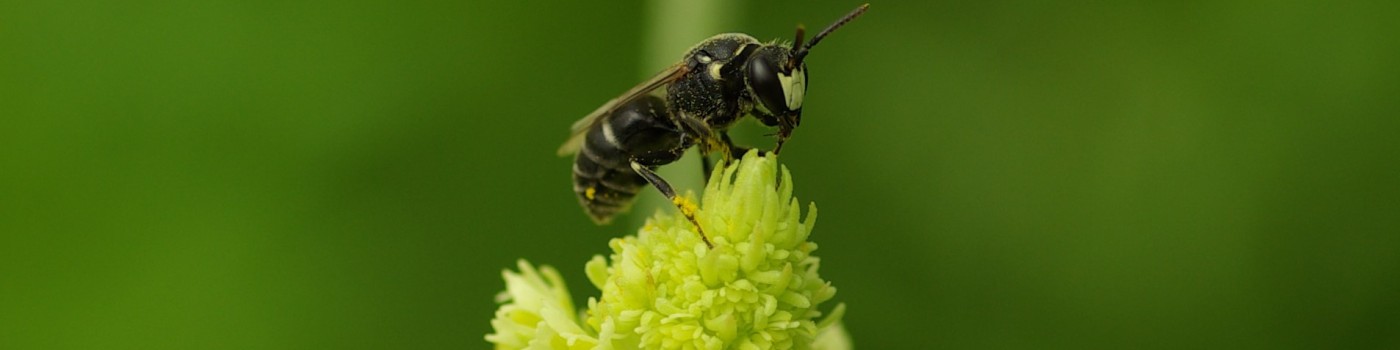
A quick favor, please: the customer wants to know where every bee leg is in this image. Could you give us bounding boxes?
[720,132,752,159]
[678,115,729,160]
[700,133,752,183]
[678,114,726,184]
[630,160,714,249]
[750,109,788,155]
[719,132,784,189]
[701,132,751,182]
[773,126,793,155]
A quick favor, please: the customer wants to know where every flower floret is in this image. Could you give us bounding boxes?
[488,151,847,349]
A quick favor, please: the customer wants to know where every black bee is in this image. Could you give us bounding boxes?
[557,4,869,247]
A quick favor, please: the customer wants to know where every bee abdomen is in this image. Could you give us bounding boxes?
[573,150,645,223]
[571,95,686,224]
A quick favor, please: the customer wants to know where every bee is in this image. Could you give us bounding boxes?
[557,4,869,247]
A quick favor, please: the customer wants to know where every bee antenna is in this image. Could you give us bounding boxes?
[791,25,806,60]
[789,3,870,69]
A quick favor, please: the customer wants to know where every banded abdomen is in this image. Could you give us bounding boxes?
[572,95,689,223]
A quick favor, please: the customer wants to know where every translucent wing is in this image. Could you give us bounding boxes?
[556,62,689,156]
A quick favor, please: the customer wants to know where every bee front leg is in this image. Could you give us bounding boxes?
[720,132,752,160]
[700,132,752,183]
[678,114,729,184]
[677,115,729,161]
[631,160,714,249]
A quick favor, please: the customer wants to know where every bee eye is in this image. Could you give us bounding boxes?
[746,54,790,114]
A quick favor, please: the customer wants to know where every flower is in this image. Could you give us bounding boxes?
[484,260,600,349]
[487,151,847,349]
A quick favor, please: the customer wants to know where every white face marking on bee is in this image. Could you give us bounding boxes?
[697,54,713,64]
[778,67,806,110]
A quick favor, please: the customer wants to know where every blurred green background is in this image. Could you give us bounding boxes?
[3,0,1398,348]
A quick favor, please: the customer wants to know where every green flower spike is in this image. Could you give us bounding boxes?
[487,151,847,350]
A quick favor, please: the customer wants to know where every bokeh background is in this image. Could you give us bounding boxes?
[3,1,1398,348]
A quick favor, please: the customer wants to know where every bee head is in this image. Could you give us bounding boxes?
[744,4,869,153]
[744,45,806,128]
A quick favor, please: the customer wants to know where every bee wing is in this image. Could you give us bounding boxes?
[556,62,690,156]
